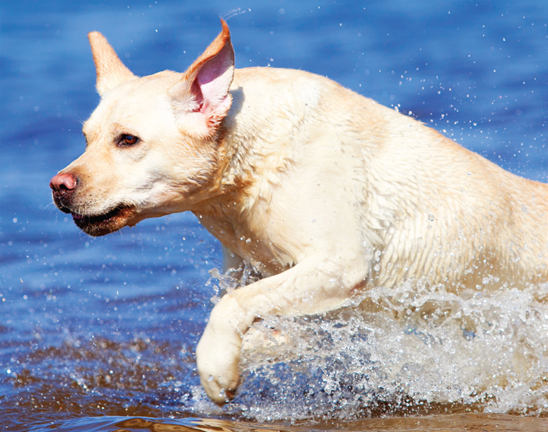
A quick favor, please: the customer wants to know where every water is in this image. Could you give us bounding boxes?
[1,1,548,430]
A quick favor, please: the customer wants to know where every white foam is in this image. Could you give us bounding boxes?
[205,268,548,421]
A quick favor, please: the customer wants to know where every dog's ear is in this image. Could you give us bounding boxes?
[170,20,235,138]
[88,32,136,96]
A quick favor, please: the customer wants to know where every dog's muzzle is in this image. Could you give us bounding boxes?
[49,172,135,236]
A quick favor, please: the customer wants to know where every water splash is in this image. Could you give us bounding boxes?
[221,8,250,21]
[205,269,548,421]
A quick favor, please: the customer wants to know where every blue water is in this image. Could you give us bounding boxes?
[1,1,547,430]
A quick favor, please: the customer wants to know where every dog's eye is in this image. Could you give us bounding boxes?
[118,134,140,147]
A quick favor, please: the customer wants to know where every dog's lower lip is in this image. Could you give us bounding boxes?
[69,205,135,237]
[71,206,126,226]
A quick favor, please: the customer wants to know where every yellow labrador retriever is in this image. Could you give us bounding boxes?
[50,20,548,403]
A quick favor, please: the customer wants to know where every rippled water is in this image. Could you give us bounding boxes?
[1,1,548,431]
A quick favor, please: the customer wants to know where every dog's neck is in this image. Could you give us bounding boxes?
[189,79,302,275]
[192,187,288,277]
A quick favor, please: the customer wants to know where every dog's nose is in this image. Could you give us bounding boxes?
[50,172,77,195]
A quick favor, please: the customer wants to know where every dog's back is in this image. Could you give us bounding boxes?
[223,67,548,290]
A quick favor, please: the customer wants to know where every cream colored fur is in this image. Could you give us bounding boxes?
[51,21,548,403]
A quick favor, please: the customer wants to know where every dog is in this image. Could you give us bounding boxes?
[50,20,548,404]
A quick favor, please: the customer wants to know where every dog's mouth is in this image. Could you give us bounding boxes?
[71,205,136,237]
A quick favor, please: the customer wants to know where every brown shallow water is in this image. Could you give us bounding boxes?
[20,414,547,432]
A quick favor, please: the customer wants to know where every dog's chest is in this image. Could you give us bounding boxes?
[195,208,290,277]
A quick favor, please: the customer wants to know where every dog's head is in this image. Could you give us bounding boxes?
[50,21,234,236]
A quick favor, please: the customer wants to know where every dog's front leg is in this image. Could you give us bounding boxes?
[196,255,368,403]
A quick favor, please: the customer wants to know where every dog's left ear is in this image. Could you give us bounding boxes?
[170,20,235,138]
[88,32,136,96]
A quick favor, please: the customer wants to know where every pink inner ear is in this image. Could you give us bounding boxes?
[190,81,204,112]
[194,43,234,115]
[198,52,228,85]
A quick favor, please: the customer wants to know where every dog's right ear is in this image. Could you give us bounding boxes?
[170,20,235,139]
[88,32,136,96]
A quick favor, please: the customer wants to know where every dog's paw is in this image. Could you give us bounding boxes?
[196,320,242,404]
